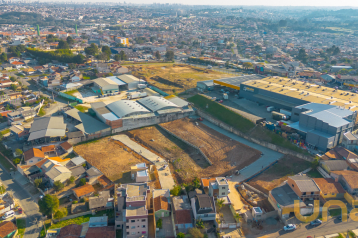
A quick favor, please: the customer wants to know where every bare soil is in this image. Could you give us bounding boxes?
[130,64,232,94]
[247,155,311,194]
[160,118,261,179]
[74,137,149,183]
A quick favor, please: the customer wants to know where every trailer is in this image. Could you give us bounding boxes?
[127,91,147,99]
[272,111,288,120]
[267,106,275,112]
[280,109,292,117]
[223,93,228,100]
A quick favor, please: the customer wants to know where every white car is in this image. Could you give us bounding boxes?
[283,224,296,231]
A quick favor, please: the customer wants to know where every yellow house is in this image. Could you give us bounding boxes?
[313,178,346,200]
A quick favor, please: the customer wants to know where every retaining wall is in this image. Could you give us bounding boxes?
[157,125,212,166]
[196,108,313,162]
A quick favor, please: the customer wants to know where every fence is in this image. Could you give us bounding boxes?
[196,108,313,162]
[53,210,92,223]
[157,125,212,166]
[58,92,83,103]
[242,183,268,198]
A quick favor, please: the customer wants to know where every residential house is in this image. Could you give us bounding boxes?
[89,190,113,211]
[313,178,346,200]
[0,221,18,238]
[72,184,95,200]
[69,72,83,82]
[153,196,170,219]
[41,145,56,156]
[69,166,86,179]
[9,125,29,141]
[23,148,45,165]
[190,194,216,221]
[10,61,24,69]
[85,227,115,238]
[331,170,358,195]
[321,146,358,161]
[131,163,147,180]
[45,166,72,185]
[208,177,229,198]
[56,224,82,238]
[320,160,350,174]
[86,167,103,184]
[116,183,150,237]
[59,141,73,154]
[287,175,320,201]
[172,196,193,233]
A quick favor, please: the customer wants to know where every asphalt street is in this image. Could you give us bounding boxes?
[0,164,42,238]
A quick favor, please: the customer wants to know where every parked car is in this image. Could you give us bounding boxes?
[283,224,296,231]
[218,100,223,103]
[17,208,22,214]
[310,219,322,226]
[2,210,15,220]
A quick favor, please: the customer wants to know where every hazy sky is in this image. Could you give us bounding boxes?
[124,0,358,6]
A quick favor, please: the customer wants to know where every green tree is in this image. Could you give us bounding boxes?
[177,232,185,238]
[67,176,75,185]
[298,48,308,63]
[193,177,200,189]
[114,54,120,61]
[333,47,340,55]
[155,51,161,60]
[196,219,204,229]
[54,210,64,220]
[10,84,17,91]
[156,218,163,229]
[189,228,204,238]
[170,185,182,196]
[85,43,99,56]
[243,62,253,70]
[119,50,127,60]
[331,60,337,65]
[34,178,43,188]
[165,50,174,61]
[9,76,16,82]
[150,36,156,42]
[66,36,75,45]
[15,148,23,156]
[102,46,111,57]
[57,40,70,49]
[97,52,109,61]
[38,194,59,217]
[311,156,320,169]
[216,198,225,212]
[53,181,64,192]
[0,53,7,62]
[79,178,87,186]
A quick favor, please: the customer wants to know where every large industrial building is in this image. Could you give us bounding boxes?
[91,96,194,133]
[196,75,265,91]
[290,103,356,151]
[240,77,358,112]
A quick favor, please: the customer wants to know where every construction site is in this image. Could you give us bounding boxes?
[130,63,231,94]
[74,137,149,183]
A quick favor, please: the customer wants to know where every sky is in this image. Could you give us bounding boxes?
[122,0,358,6]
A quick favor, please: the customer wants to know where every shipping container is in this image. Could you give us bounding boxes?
[128,91,147,99]
[223,93,228,100]
[280,109,292,117]
[272,111,288,120]
[267,106,275,112]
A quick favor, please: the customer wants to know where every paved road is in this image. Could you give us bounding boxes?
[0,166,42,238]
[112,135,175,190]
[200,120,283,182]
[257,216,358,238]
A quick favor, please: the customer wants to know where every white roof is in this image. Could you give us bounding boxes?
[138,96,180,112]
[106,100,150,118]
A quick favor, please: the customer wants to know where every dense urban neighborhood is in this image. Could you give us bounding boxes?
[1,2,358,238]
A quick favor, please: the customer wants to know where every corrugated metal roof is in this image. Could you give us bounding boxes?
[28,117,66,141]
[65,108,110,134]
[94,78,117,88]
[117,74,140,84]
[106,76,126,86]
[165,95,189,108]
[102,112,120,121]
[106,100,149,118]
[138,96,179,112]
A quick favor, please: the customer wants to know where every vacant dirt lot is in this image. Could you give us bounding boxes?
[160,118,261,178]
[127,126,207,183]
[130,64,231,94]
[247,155,311,194]
[74,137,149,183]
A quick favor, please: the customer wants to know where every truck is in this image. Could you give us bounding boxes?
[272,111,288,120]
[267,106,275,112]
[223,93,228,100]
[207,65,213,69]
[137,84,147,89]
[280,109,292,117]
[127,91,147,99]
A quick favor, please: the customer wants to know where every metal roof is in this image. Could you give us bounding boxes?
[117,74,140,84]
[28,117,66,141]
[93,78,117,88]
[65,108,110,134]
[138,96,180,112]
[270,183,303,207]
[289,175,320,192]
[106,100,150,119]
[106,76,126,86]
[214,75,265,87]
[165,95,189,108]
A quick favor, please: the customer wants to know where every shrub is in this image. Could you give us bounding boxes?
[170,185,182,196]
[156,218,162,229]
[53,181,64,192]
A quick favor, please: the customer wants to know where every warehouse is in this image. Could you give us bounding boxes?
[92,78,119,94]
[91,96,194,133]
[196,75,265,91]
[289,103,356,151]
[28,117,66,143]
[117,74,143,90]
[240,77,358,112]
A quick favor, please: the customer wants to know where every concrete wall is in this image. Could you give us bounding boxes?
[196,109,313,162]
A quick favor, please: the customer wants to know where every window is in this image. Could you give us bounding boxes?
[311,192,314,195]
[142,225,146,228]
[131,226,135,229]
[142,231,146,234]
[29,160,33,163]
[126,226,129,229]
[141,219,146,222]
[131,220,135,223]
[131,232,135,235]
[222,187,226,189]
[222,192,225,195]
[204,214,208,217]
[126,232,129,235]
[291,184,294,187]
[302,192,306,195]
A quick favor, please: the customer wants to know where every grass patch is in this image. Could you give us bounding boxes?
[264,157,311,177]
[0,154,15,172]
[38,107,46,116]
[329,208,341,217]
[76,138,99,146]
[40,220,51,238]
[64,89,79,96]
[49,209,114,230]
[17,218,26,238]
[188,94,255,133]
[66,152,77,159]
[0,128,10,135]
[307,169,323,178]
[74,105,89,113]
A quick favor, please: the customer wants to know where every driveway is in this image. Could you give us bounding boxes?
[200,120,283,182]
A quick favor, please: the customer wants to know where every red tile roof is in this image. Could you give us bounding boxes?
[0,221,17,237]
[85,227,115,238]
[154,196,170,212]
[201,178,216,188]
[23,148,45,162]
[313,178,345,194]
[60,141,73,151]
[175,209,192,224]
[41,145,55,153]
[72,184,95,198]
[58,224,82,238]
